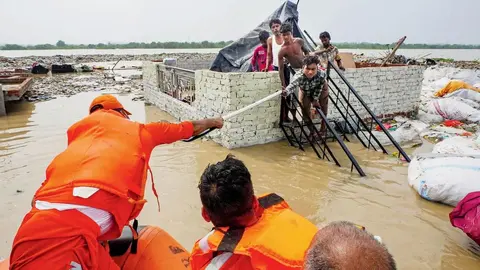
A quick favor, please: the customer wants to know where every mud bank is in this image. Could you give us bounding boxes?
[23,72,143,102]
[0,53,217,69]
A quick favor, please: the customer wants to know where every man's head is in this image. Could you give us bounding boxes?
[280,23,294,44]
[304,221,396,270]
[89,94,131,118]
[269,19,282,36]
[319,31,331,47]
[259,30,270,48]
[198,154,256,227]
[302,55,320,79]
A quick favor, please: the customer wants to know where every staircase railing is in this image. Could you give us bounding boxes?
[325,60,411,162]
[280,91,366,177]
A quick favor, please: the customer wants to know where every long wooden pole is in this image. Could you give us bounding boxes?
[380,36,407,67]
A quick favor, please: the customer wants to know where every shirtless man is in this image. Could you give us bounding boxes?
[277,23,310,89]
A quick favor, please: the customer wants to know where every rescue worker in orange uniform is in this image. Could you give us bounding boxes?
[190,154,318,269]
[9,94,223,270]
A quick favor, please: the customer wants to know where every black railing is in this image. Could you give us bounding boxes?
[157,65,196,104]
[280,91,366,177]
[326,60,410,162]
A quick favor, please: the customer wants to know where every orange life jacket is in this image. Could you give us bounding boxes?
[32,110,159,240]
[190,193,318,270]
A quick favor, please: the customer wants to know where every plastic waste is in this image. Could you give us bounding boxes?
[408,153,480,206]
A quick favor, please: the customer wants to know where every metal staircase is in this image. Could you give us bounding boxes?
[279,60,410,177]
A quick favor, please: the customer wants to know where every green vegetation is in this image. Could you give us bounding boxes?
[334,42,480,50]
[1,40,479,50]
[0,41,234,50]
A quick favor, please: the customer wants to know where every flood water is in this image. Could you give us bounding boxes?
[1,92,480,269]
[1,48,480,61]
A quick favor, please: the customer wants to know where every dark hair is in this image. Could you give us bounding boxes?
[280,23,293,34]
[319,31,331,40]
[198,154,254,227]
[259,30,270,42]
[269,19,282,28]
[303,55,320,67]
[304,221,397,270]
[90,104,103,113]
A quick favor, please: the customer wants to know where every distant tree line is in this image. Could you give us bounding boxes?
[334,42,480,50]
[1,40,479,50]
[0,40,235,50]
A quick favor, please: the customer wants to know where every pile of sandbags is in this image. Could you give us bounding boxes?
[408,137,480,207]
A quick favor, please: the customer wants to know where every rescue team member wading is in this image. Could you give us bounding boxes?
[9,94,223,270]
[190,155,318,269]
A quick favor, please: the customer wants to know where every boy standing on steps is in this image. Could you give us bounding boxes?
[282,55,329,139]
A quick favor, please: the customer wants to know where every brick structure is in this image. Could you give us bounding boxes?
[0,84,5,117]
[327,66,425,120]
[144,62,283,149]
[143,60,425,149]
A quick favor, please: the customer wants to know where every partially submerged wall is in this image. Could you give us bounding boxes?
[0,85,5,116]
[143,62,283,149]
[143,60,425,149]
[329,65,425,119]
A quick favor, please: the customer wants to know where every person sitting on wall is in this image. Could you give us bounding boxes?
[304,221,397,270]
[251,30,273,72]
[311,31,345,71]
[282,55,329,138]
[190,154,318,270]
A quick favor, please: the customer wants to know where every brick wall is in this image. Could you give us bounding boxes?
[0,84,5,116]
[143,62,283,149]
[193,71,283,148]
[143,61,425,149]
[328,66,425,120]
[143,62,202,121]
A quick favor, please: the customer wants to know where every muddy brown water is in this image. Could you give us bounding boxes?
[1,92,479,269]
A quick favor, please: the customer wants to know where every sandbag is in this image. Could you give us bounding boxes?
[449,191,480,245]
[433,137,480,156]
[417,110,444,124]
[427,98,480,122]
[370,121,423,147]
[445,89,480,103]
[408,154,480,206]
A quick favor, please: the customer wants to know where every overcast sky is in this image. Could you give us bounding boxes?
[1,0,479,45]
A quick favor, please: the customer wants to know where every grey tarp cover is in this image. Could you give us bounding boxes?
[210,0,314,73]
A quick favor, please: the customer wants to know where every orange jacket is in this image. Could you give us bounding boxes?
[32,109,193,240]
[190,193,318,270]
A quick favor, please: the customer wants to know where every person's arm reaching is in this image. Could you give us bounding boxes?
[283,73,302,96]
[145,117,223,146]
[278,50,286,88]
[334,47,345,71]
[251,47,259,72]
[265,37,273,72]
[299,39,310,55]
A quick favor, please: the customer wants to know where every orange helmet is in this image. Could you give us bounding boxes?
[89,94,131,115]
